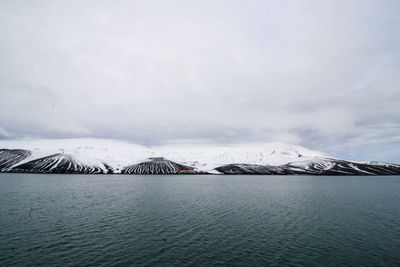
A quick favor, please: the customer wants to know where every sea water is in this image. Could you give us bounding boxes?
[0,174,399,266]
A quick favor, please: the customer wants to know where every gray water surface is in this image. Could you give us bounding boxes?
[0,174,399,266]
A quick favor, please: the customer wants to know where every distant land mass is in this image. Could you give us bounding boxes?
[0,139,399,175]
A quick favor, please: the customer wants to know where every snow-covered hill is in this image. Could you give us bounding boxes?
[216,158,400,175]
[0,138,399,175]
[282,158,400,175]
[11,153,108,174]
[122,157,196,174]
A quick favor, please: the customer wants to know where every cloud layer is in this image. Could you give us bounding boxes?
[1,0,400,162]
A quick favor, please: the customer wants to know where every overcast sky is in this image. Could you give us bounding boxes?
[0,0,399,162]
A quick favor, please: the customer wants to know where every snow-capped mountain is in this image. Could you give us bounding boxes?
[0,138,399,175]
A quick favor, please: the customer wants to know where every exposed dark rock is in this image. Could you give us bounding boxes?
[102,162,114,174]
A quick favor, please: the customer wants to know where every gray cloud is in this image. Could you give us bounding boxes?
[0,0,400,162]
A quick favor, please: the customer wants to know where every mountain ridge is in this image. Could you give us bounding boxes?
[0,139,399,175]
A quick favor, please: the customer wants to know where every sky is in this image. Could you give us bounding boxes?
[0,0,399,162]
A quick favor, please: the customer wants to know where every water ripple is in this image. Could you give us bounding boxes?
[0,174,400,266]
